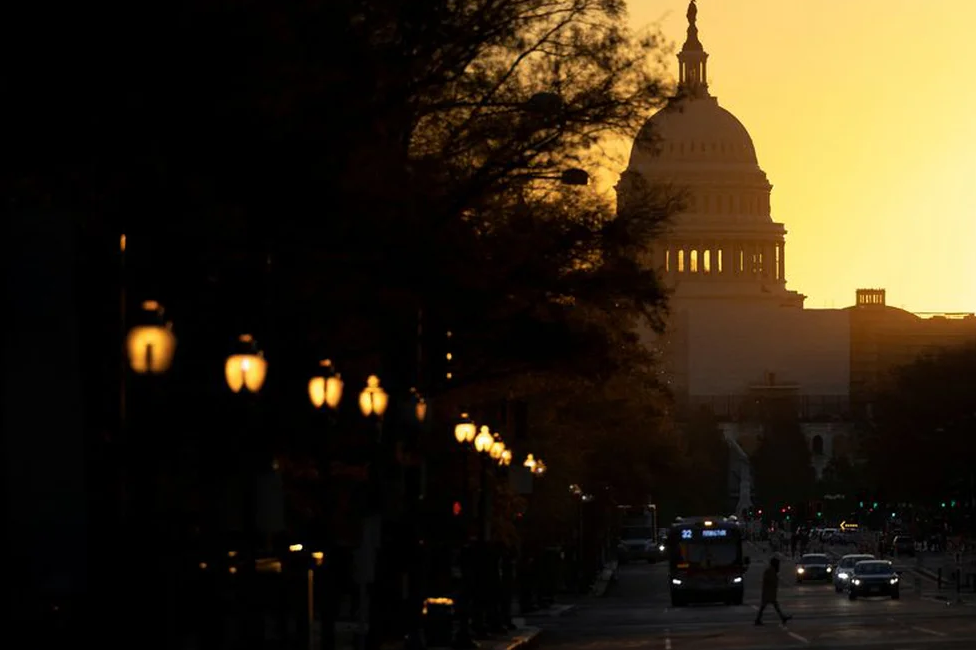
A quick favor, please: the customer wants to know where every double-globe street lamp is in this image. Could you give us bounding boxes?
[451,413,542,647]
[126,298,429,649]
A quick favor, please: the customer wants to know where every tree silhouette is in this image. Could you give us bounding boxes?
[748,396,816,506]
[864,343,976,503]
[671,407,730,515]
[9,0,678,392]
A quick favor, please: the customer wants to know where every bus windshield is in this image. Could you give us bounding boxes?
[674,539,739,569]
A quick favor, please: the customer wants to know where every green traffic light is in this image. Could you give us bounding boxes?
[816,512,822,518]
[872,502,878,508]
[859,501,864,508]
[941,502,946,508]
[890,512,896,518]
[951,500,957,507]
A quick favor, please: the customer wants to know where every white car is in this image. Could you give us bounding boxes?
[833,553,875,592]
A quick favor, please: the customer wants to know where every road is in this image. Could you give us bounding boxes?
[538,544,976,649]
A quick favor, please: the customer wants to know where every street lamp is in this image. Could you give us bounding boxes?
[474,426,494,454]
[500,449,512,467]
[559,168,590,186]
[489,435,505,461]
[358,374,389,417]
[523,454,537,471]
[455,413,477,445]
[308,359,344,409]
[126,300,177,373]
[224,334,268,393]
[410,388,428,423]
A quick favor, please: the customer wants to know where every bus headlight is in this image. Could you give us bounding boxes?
[671,578,682,585]
[658,544,665,552]
[733,576,743,584]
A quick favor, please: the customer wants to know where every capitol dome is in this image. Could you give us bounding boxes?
[619,0,803,308]
[630,97,759,169]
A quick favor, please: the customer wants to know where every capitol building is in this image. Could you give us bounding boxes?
[620,1,976,512]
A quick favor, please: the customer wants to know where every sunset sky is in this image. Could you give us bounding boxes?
[617,0,976,313]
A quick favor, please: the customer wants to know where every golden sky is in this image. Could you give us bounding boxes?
[619,0,976,313]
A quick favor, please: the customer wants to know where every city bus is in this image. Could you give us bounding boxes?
[667,516,749,607]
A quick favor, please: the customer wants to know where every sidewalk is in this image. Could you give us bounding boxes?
[374,625,542,650]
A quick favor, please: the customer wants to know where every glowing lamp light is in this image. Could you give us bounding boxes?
[359,375,389,417]
[474,426,494,454]
[126,300,177,373]
[410,388,428,423]
[455,413,476,444]
[489,436,505,460]
[225,334,268,393]
[524,454,537,470]
[500,449,513,466]
[308,359,344,409]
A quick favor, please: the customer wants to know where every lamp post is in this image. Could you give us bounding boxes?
[451,414,479,649]
[308,359,344,650]
[124,299,177,644]
[356,374,388,650]
[225,334,268,650]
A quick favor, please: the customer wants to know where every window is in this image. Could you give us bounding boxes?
[678,249,686,273]
[690,250,699,273]
[665,249,671,272]
[703,250,711,274]
[717,249,723,273]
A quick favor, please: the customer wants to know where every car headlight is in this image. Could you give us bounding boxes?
[733,576,743,584]
[671,578,682,585]
[796,567,805,574]
[658,544,665,552]
[853,579,861,586]
[837,572,849,580]
[827,566,833,572]
[890,577,899,584]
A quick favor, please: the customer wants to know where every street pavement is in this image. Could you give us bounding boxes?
[536,542,976,649]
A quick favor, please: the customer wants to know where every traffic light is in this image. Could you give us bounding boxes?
[816,511,823,518]
[757,508,763,516]
[452,501,462,516]
[941,502,947,508]
[890,512,896,518]
[872,502,878,509]
[859,501,864,508]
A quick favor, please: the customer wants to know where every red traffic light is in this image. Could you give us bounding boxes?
[452,501,462,516]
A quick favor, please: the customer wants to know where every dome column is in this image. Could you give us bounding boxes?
[778,241,786,282]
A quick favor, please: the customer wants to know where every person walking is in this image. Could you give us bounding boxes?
[755,557,792,626]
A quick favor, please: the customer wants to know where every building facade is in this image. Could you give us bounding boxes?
[621,2,976,506]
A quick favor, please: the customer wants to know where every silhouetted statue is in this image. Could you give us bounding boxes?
[687,0,697,26]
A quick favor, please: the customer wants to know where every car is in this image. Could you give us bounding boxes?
[848,560,900,600]
[617,525,658,563]
[833,553,875,592]
[795,553,832,583]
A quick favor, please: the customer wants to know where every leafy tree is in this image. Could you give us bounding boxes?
[10,0,684,558]
[747,396,816,506]
[674,407,730,515]
[9,0,676,384]
[865,343,976,502]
